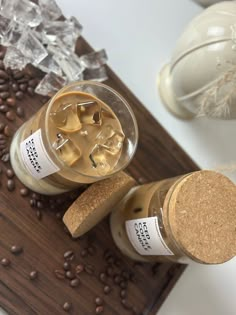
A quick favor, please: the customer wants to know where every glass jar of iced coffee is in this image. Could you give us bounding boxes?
[110,170,236,264]
[10,81,138,195]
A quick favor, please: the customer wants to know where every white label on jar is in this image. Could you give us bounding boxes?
[20,129,60,179]
[125,216,174,256]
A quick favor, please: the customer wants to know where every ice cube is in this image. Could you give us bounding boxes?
[103,131,125,155]
[3,46,30,70]
[2,21,25,46]
[38,0,62,21]
[35,72,67,97]
[80,49,108,69]
[54,104,82,133]
[90,144,111,175]
[83,66,108,82]
[36,53,62,76]
[0,14,11,38]
[96,125,114,143]
[13,0,42,28]
[17,30,48,64]
[69,16,83,41]
[0,0,14,19]
[53,133,81,166]
[78,100,102,125]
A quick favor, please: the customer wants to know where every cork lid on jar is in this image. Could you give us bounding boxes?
[164,170,236,264]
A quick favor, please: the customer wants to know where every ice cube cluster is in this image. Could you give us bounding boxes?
[0,0,108,96]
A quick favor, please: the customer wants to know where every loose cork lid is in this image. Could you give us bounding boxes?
[166,170,236,264]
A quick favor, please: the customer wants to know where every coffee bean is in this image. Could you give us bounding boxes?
[121,299,132,310]
[132,306,139,315]
[10,245,23,254]
[120,281,127,289]
[0,105,9,113]
[88,246,96,256]
[27,87,35,96]
[103,285,111,294]
[36,210,42,220]
[63,302,71,312]
[28,79,38,87]
[15,91,24,100]
[95,297,103,306]
[99,272,107,283]
[0,139,6,145]
[85,264,94,275]
[0,52,5,60]
[0,80,5,85]
[0,134,5,140]
[80,249,88,257]
[70,278,80,287]
[120,289,127,298]
[2,153,9,163]
[107,256,115,265]
[12,83,19,92]
[106,266,114,277]
[4,125,12,137]
[29,270,38,280]
[20,187,29,196]
[0,60,4,70]
[75,264,84,275]
[0,84,9,92]
[13,71,24,80]
[6,169,14,179]
[0,122,5,132]
[0,92,10,99]
[64,250,75,261]
[6,111,15,121]
[0,145,5,150]
[30,199,36,207]
[1,258,11,267]
[17,78,29,84]
[63,261,71,271]
[32,192,40,200]
[55,212,62,219]
[16,106,24,118]
[36,201,43,209]
[114,275,122,285]
[54,269,65,280]
[0,70,9,80]
[6,98,16,107]
[121,270,131,281]
[65,270,75,280]
[95,306,104,314]
[7,179,15,191]
[19,84,27,92]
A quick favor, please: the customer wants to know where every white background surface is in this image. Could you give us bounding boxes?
[55,1,236,315]
[1,1,236,314]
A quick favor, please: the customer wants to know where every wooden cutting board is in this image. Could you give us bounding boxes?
[0,38,198,315]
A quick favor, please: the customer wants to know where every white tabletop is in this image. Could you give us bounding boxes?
[56,0,236,315]
[2,0,236,314]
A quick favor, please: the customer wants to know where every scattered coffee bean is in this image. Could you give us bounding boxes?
[121,270,131,280]
[16,106,24,118]
[1,258,11,267]
[0,92,10,100]
[15,91,24,100]
[114,275,122,285]
[12,83,19,92]
[63,261,71,271]
[30,199,36,207]
[0,70,9,80]
[7,179,15,191]
[17,78,29,84]
[75,264,84,275]
[4,125,12,137]
[36,210,42,221]
[0,60,4,70]
[13,70,24,80]
[107,256,115,265]
[0,80,5,85]
[120,289,127,298]
[80,248,88,257]
[28,79,38,87]
[103,285,111,294]
[121,299,132,310]
[0,134,5,140]
[20,187,29,196]
[0,139,6,145]
[27,87,34,96]
[106,266,114,277]
[132,306,139,315]
[2,153,9,162]
[64,250,75,261]
[0,105,9,113]
[120,281,127,289]
[70,278,80,287]
[36,201,44,209]
[6,97,15,107]
[6,111,15,121]
[6,169,14,179]
[19,83,27,92]
[29,270,38,280]
[85,264,95,275]
[65,270,75,280]
[31,192,40,200]
[10,245,23,255]
[95,297,103,306]
[55,212,62,219]
[99,272,107,283]
[0,122,5,132]
[88,246,96,256]
[54,269,65,280]
[0,84,9,92]
[63,302,71,312]
[95,306,104,314]
[0,144,6,150]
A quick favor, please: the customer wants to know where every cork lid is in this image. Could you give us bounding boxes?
[165,170,236,264]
